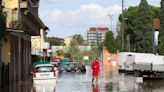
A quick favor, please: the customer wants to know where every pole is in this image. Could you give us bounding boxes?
[121,0,124,51]
[0,40,1,86]
[109,15,113,31]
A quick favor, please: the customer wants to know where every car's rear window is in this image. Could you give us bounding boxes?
[36,66,52,72]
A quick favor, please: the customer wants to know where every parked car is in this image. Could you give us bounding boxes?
[50,62,59,76]
[60,62,86,73]
[33,64,57,84]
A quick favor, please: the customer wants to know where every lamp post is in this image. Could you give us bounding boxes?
[108,14,113,31]
[121,0,124,51]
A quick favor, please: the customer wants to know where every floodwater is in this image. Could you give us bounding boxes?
[1,66,164,92]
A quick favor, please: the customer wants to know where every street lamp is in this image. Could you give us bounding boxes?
[121,0,125,51]
[108,14,113,31]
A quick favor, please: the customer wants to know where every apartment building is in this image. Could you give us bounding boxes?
[87,27,109,46]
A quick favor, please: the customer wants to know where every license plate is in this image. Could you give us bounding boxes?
[40,74,49,78]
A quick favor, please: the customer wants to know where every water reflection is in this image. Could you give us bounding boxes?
[0,81,32,92]
[92,83,99,92]
[2,66,164,92]
[33,83,56,92]
[105,83,113,92]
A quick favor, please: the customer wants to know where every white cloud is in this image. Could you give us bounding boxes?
[41,3,122,30]
[44,0,62,3]
[43,0,74,4]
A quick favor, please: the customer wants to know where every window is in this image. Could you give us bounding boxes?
[36,66,52,72]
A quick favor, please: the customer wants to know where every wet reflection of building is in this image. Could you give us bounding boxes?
[0,81,32,92]
[92,83,99,92]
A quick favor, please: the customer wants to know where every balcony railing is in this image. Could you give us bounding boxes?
[4,9,23,30]
[8,20,22,30]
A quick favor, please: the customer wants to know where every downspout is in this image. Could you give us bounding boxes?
[0,39,2,86]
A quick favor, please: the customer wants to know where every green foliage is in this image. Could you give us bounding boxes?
[118,0,159,52]
[134,0,153,53]
[48,37,65,46]
[104,31,117,53]
[72,34,84,45]
[12,19,22,24]
[56,50,63,56]
[68,38,79,57]
[158,0,164,55]
[149,5,160,18]
[63,52,71,58]
[65,34,84,57]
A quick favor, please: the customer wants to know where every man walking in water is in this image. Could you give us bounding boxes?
[91,57,100,83]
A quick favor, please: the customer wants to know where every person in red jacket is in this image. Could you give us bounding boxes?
[91,57,100,83]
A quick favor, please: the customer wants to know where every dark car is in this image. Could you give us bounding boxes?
[60,62,86,73]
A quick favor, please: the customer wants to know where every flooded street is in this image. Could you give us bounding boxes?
[1,66,164,92]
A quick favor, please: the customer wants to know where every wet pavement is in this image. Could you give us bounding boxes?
[1,66,164,92]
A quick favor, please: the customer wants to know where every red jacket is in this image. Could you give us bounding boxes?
[91,60,100,76]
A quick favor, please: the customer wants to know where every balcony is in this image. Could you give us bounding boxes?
[5,9,23,30]
[5,8,45,36]
[8,20,22,30]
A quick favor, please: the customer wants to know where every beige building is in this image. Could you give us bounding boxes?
[31,28,49,56]
[64,36,73,46]
[0,0,46,86]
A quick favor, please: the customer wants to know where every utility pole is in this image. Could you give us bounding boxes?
[108,14,113,31]
[121,0,124,51]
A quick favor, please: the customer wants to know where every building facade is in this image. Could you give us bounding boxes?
[31,28,49,56]
[0,0,46,86]
[87,27,109,46]
[64,36,73,46]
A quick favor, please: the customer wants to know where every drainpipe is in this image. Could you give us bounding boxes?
[0,0,2,86]
[0,40,1,86]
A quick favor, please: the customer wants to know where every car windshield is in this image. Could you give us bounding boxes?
[36,66,52,72]
[54,64,58,67]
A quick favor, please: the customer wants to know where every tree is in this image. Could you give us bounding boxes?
[67,38,79,57]
[134,0,153,53]
[48,37,65,46]
[119,6,138,52]
[104,31,117,53]
[72,34,84,45]
[63,52,71,59]
[158,0,164,55]
[119,0,158,52]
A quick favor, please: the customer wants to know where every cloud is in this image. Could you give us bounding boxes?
[41,3,122,30]
[44,0,62,3]
[43,0,74,4]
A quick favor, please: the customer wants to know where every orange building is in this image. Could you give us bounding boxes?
[102,49,119,77]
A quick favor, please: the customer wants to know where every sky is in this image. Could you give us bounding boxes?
[39,0,160,38]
